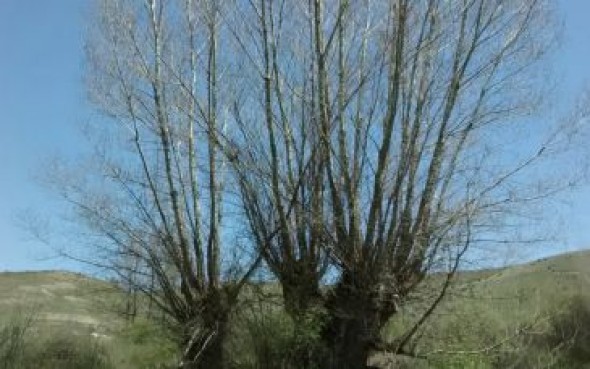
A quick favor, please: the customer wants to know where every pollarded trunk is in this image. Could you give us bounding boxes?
[322,271,400,369]
[325,318,373,369]
[181,291,231,369]
[196,325,226,369]
[181,320,228,369]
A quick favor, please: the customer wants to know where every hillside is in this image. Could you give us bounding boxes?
[379,250,590,368]
[0,271,119,330]
[0,271,176,368]
[1,250,589,368]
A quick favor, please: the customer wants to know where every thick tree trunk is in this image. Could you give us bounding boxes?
[182,291,230,369]
[197,326,226,369]
[323,271,399,369]
[326,318,372,369]
[181,321,227,369]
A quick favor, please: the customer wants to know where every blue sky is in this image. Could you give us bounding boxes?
[0,0,90,270]
[0,1,590,271]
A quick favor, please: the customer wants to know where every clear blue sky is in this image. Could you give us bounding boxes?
[0,1,589,271]
[0,0,90,271]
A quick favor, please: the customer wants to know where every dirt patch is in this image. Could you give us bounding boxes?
[63,295,86,303]
[41,313,99,326]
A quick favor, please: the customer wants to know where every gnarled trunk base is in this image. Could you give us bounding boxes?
[322,271,400,369]
[181,322,227,369]
[325,319,372,369]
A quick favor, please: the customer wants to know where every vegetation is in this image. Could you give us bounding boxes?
[0,317,113,369]
[2,251,590,368]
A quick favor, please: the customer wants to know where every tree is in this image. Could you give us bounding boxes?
[68,0,260,367]
[227,0,571,368]
[58,0,580,368]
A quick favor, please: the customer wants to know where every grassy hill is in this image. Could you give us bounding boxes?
[0,271,176,369]
[0,271,118,328]
[380,250,590,368]
[1,250,589,368]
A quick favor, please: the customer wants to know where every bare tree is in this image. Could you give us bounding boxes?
[61,0,261,367]
[52,0,582,368]
[226,0,574,368]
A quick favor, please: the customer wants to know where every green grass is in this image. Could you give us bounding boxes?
[381,250,590,368]
[2,250,590,368]
[0,271,176,369]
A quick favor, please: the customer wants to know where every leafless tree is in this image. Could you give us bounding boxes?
[63,0,262,367]
[225,0,577,368]
[53,0,584,368]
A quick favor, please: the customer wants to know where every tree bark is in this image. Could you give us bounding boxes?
[197,326,226,369]
[327,321,371,369]
[182,318,228,369]
[323,271,399,369]
[280,261,322,319]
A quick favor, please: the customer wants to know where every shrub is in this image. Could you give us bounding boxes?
[228,302,327,369]
[118,319,178,369]
[545,295,590,363]
[0,316,32,369]
[32,334,113,369]
[492,295,590,369]
[0,318,114,369]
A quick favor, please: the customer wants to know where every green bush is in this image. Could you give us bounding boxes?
[117,319,178,369]
[491,295,590,369]
[545,295,590,364]
[0,317,32,369]
[32,334,113,369]
[0,318,114,369]
[228,303,327,369]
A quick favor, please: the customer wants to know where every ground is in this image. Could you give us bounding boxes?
[1,250,590,368]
